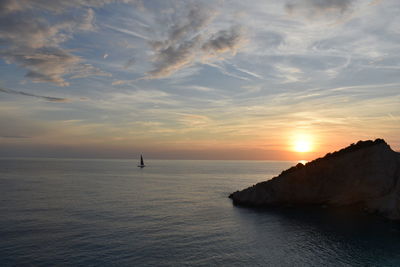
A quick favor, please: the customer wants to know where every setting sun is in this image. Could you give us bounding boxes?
[294,140,312,152]
[291,133,314,153]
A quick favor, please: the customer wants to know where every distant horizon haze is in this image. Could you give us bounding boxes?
[1,138,398,160]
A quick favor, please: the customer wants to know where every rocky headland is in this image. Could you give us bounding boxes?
[229,139,400,220]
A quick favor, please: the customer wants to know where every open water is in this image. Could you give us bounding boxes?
[1,158,400,266]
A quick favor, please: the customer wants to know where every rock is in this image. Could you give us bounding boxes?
[229,139,400,220]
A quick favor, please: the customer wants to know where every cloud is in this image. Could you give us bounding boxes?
[145,5,245,79]
[1,1,245,82]
[0,111,55,140]
[181,85,214,92]
[205,62,250,81]
[0,0,123,86]
[107,89,178,107]
[178,113,211,128]
[369,0,383,5]
[80,8,96,31]
[69,63,112,79]
[103,23,150,41]
[145,5,215,79]
[2,48,76,86]
[0,134,30,138]
[0,87,70,102]
[168,6,216,45]
[285,0,354,18]
[112,80,133,85]
[148,36,201,79]
[202,26,244,55]
[0,0,140,15]
[123,58,135,69]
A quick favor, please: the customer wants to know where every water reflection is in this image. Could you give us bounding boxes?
[232,205,400,266]
[1,158,399,266]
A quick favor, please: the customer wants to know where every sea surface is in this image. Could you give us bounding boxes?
[1,158,400,266]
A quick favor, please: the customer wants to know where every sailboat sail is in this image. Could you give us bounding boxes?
[138,154,145,168]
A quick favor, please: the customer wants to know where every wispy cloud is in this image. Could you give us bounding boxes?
[103,23,150,41]
[0,87,70,102]
[206,62,251,81]
[178,113,211,128]
[0,112,49,139]
[285,0,354,18]
[180,85,214,92]
[144,4,245,79]
[0,134,31,138]
[0,0,123,86]
[0,0,143,14]
[201,26,244,55]
[123,58,136,69]
[112,80,132,86]
[228,63,264,80]
[148,35,202,79]
[145,5,216,79]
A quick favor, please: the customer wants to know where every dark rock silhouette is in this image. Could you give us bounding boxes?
[229,139,400,220]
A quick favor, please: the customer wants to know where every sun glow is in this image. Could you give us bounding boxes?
[291,134,314,153]
[294,140,312,152]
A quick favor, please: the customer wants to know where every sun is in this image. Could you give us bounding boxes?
[292,133,314,153]
[294,139,312,152]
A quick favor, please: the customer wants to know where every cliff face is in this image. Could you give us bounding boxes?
[229,139,400,220]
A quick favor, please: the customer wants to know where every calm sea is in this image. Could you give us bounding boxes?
[1,158,400,266]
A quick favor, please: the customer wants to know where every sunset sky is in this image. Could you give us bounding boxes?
[0,0,399,160]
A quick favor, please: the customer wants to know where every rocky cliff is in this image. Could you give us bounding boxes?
[229,139,400,220]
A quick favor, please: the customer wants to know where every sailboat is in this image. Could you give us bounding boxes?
[138,154,145,168]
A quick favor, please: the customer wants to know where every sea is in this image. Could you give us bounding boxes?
[1,158,400,266]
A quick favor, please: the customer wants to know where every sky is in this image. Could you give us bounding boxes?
[0,0,399,160]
